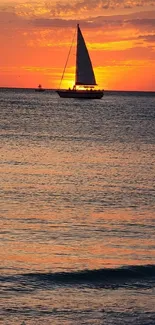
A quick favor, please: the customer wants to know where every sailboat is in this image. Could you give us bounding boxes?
[57,24,104,99]
[35,84,45,92]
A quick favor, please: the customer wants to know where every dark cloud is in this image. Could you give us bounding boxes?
[138,34,155,42]
[127,18,155,26]
[125,18,155,32]
[33,18,78,28]
[32,14,155,32]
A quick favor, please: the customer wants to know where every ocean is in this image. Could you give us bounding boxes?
[0,88,155,324]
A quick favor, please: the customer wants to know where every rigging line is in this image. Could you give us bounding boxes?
[59,26,76,90]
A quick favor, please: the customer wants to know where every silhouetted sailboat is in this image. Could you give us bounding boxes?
[57,24,104,99]
[35,84,45,92]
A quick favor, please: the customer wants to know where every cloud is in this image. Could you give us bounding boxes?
[1,6,154,39]
[0,1,155,37]
[32,13,155,32]
[0,2,155,53]
[44,0,155,17]
[125,18,155,33]
[45,0,155,15]
[138,34,155,42]
[1,0,155,21]
[33,18,77,28]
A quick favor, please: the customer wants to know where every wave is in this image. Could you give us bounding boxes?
[1,265,155,289]
[23,264,155,287]
[26,264,155,280]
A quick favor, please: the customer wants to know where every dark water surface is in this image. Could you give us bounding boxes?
[0,88,155,324]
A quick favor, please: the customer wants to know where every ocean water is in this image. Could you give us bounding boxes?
[0,88,155,324]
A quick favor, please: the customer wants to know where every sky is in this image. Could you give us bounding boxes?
[0,0,155,90]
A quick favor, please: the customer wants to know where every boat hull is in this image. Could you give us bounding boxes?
[57,89,104,99]
[35,89,45,92]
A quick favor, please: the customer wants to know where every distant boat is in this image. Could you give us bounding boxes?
[57,24,104,99]
[35,84,45,92]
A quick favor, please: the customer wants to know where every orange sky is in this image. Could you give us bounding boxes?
[0,0,155,90]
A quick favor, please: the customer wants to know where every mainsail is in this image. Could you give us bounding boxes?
[75,24,97,86]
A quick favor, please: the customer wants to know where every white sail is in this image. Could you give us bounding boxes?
[75,24,97,86]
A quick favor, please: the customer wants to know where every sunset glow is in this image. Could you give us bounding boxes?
[0,0,155,90]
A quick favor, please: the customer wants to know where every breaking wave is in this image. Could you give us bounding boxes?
[25,264,155,284]
[1,265,154,290]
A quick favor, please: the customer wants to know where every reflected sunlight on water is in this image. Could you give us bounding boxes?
[0,89,155,324]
